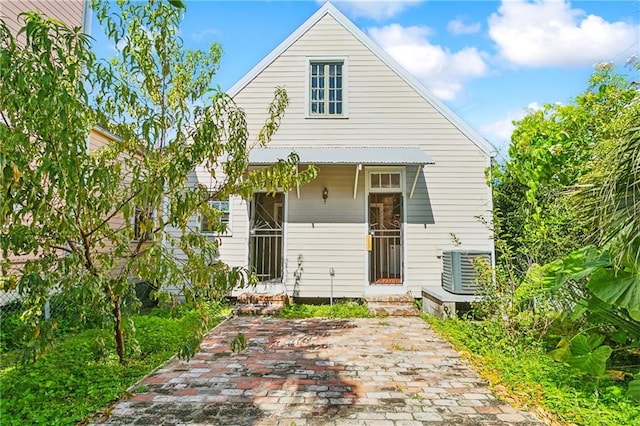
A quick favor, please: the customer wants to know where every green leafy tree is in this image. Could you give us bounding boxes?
[490,63,640,398]
[541,64,639,383]
[0,0,316,363]
[493,64,639,271]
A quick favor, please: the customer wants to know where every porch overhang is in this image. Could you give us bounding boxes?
[249,147,434,200]
[248,147,435,166]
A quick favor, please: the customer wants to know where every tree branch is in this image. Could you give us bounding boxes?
[85,182,143,238]
[1,110,11,128]
[49,244,74,254]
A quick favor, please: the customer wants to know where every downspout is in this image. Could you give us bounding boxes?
[82,0,92,36]
[488,151,497,285]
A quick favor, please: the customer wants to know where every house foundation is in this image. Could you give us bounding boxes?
[421,286,480,318]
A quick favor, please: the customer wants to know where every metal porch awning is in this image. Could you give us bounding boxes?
[248,147,434,166]
[248,147,435,200]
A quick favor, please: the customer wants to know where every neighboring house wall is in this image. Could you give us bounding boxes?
[1,128,116,306]
[88,127,114,152]
[86,127,157,278]
[88,128,131,262]
[3,128,113,261]
[2,2,154,307]
[1,0,85,37]
[0,0,87,307]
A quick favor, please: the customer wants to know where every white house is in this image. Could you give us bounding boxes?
[178,2,494,300]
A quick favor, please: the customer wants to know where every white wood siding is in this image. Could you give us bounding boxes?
[234,15,484,149]
[229,13,492,298]
[285,165,365,297]
[163,165,249,270]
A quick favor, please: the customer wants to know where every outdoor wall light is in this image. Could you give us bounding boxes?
[322,187,328,203]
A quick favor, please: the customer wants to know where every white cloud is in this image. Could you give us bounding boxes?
[192,28,220,42]
[488,0,639,67]
[322,1,422,21]
[481,102,542,153]
[106,37,129,54]
[447,17,481,35]
[368,24,488,101]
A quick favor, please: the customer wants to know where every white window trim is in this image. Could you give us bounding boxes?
[305,56,349,119]
[366,168,405,193]
[201,195,233,237]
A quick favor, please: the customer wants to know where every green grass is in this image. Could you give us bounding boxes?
[427,315,640,426]
[279,301,373,319]
[0,307,226,425]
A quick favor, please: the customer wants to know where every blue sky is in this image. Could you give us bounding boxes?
[91,1,639,156]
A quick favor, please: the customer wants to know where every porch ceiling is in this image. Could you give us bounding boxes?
[248,147,435,166]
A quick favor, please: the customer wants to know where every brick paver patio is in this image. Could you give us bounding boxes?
[97,316,542,425]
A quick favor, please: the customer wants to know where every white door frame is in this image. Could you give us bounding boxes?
[364,167,407,294]
[247,191,287,291]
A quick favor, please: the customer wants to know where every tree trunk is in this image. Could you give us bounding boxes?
[112,295,125,363]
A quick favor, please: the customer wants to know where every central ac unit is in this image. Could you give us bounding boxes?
[442,250,491,295]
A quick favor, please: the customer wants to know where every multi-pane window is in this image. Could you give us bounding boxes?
[370,173,401,190]
[202,197,230,234]
[310,62,343,116]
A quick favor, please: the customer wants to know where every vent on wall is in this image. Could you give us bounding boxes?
[442,250,492,295]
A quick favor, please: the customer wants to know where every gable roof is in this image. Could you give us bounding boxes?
[227,1,495,157]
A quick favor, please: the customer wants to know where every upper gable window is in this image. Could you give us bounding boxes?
[308,59,347,117]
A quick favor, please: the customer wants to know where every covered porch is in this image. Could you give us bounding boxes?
[247,146,434,298]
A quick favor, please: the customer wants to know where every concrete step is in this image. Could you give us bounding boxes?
[365,295,419,316]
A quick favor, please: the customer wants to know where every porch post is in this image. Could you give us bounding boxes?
[353,163,362,199]
[296,163,300,199]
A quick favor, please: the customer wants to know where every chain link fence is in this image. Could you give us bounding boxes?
[1,282,157,316]
[1,281,104,354]
[0,289,23,312]
[0,289,63,317]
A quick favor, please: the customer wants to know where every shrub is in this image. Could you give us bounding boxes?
[428,316,640,425]
[0,308,23,352]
